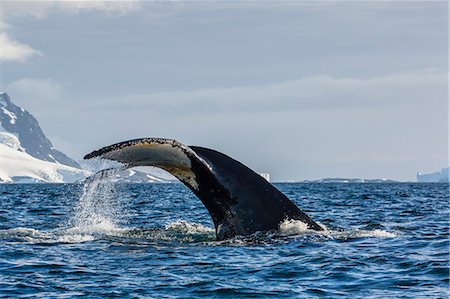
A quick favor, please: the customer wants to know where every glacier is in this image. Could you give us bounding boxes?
[0,143,86,183]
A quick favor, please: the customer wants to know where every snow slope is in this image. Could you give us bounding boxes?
[0,92,87,183]
[0,143,86,183]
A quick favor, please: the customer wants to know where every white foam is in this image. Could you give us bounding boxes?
[0,224,398,245]
[354,229,397,238]
[0,227,40,236]
[0,223,129,244]
[165,220,214,234]
[56,234,95,243]
[279,219,309,235]
[0,227,52,243]
[276,218,397,241]
[64,219,127,236]
[309,227,397,240]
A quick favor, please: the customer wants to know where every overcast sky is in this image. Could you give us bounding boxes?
[0,1,448,181]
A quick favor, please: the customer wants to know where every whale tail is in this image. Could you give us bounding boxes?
[84,138,323,240]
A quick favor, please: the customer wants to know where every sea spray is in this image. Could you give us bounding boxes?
[66,160,128,237]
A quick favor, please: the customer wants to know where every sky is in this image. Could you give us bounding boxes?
[0,1,448,181]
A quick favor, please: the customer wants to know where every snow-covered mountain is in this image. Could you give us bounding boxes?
[102,169,173,184]
[0,92,173,184]
[0,92,85,183]
[0,93,79,168]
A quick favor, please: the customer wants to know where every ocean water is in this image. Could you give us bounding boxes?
[0,182,448,298]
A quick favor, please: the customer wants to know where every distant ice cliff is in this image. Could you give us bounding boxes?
[417,167,449,182]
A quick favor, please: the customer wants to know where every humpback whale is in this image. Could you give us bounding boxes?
[84,138,323,240]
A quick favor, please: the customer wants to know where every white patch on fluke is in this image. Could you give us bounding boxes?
[101,141,200,190]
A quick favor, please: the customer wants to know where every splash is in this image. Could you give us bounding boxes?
[279,219,309,235]
[66,159,128,237]
[278,219,330,235]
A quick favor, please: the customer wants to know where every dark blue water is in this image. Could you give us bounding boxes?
[0,182,448,298]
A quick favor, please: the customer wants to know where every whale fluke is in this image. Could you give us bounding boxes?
[84,138,323,240]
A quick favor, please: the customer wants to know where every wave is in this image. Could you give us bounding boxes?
[0,218,397,245]
[278,218,397,240]
[0,219,215,245]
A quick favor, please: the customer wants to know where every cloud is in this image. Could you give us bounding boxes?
[0,32,42,62]
[85,68,446,116]
[5,78,63,112]
[2,1,141,18]
[64,68,446,180]
[5,69,444,181]
[0,21,11,30]
[1,1,140,63]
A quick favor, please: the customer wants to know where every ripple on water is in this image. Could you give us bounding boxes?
[0,182,448,298]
